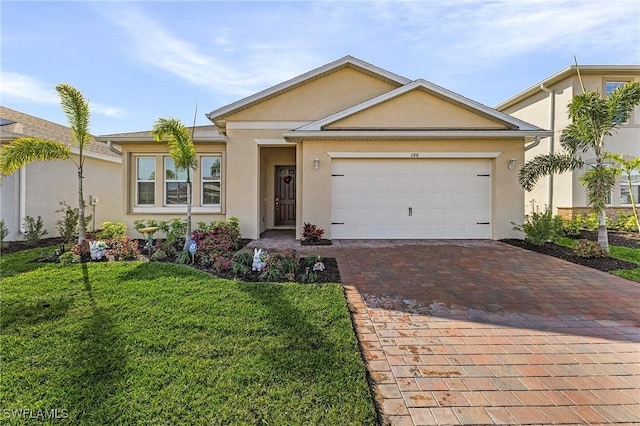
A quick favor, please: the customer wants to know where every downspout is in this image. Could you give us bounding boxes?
[540,84,555,210]
[107,140,122,156]
[19,166,26,234]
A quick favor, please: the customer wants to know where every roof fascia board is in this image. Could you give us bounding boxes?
[205,56,411,122]
[96,135,227,143]
[496,65,640,110]
[284,129,553,140]
[297,79,542,131]
[68,146,121,163]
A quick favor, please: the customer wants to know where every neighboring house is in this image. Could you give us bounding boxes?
[0,106,122,241]
[496,65,640,219]
[97,56,550,240]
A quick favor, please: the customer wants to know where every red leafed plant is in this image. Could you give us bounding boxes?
[301,223,324,243]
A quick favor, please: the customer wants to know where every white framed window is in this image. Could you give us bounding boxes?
[620,171,640,205]
[201,156,221,205]
[136,157,156,205]
[164,157,188,205]
[605,80,631,124]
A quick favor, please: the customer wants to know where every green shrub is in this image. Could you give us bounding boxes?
[176,249,191,264]
[59,251,80,265]
[99,221,128,239]
[0,219,8,248]
[574,239,607,258]
[150,248,168,262]
[105,236,139,261]
[23,215,48,247]
[232,250,253,267]
[611,213,638,232]
[55,202,91,243]
[512,202,563,245]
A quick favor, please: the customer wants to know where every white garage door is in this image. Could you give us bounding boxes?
[331,158,491,239]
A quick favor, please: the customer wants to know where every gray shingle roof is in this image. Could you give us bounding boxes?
[0,106,119,159]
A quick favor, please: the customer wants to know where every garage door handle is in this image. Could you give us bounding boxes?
[477,222,490,225]
[332,222,344,225]
[409,207,413,216]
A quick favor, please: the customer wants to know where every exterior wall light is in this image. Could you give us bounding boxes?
[508,158,517,170]
[313,158,320,170]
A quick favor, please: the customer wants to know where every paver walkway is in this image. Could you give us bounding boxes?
[250,233,640,425]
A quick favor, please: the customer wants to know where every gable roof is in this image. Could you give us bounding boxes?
[206,55,411,123]
[0,106,120,162]
[297,79,543,132]
[96,125,225,143]
[496,65,640,111]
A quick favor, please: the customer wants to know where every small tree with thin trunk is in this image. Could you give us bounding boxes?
[519,69,640,253]
[0,84,92,244]
[151,117,197,252]
[605,153,640,233]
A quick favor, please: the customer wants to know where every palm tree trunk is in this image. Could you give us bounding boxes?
[183,179,192,251]
[77,168,86,244]
[597,209,609,253]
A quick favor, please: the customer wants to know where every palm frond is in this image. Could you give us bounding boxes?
[0,137,71,176]
[606,81,640,128]
[578,166,617,213]
[519,153,584,191]
[151,117,198,171]
[56,84,91,147]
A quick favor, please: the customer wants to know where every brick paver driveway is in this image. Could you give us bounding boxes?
[336,240,640,425]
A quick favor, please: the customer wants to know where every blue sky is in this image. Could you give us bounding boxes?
[1,0,639,136]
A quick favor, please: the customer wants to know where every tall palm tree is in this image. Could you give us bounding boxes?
[151,117,197,251]
[606,153,640,233]
[0,84,92,244]
[519,78,640,253]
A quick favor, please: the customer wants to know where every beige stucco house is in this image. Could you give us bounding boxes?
[0,106,122,241]
[98,56,550,240]
[496,65,640,218]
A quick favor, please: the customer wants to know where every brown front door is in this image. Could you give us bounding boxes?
[275,166,296,226]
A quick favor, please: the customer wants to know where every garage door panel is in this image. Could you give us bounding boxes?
[331,158,491,239]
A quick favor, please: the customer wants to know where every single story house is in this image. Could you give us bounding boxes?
[97,56,551,240]
[0,106,122,241]
[496,65,640,219]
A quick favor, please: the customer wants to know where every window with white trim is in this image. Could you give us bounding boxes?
[620,170,640,205]
[136,157,155,205]
[201,156,221,205]
[605,81,630,123]
[164,157,188,205]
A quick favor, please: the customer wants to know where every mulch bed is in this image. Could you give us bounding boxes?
[500,230,639,273]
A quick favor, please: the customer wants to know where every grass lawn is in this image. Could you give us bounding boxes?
[0,248,376,425]
[555,237,640,283]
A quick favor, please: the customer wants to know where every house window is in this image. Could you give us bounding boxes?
[620,171,640,205]
[165,157,188,205]
[202,156,221,205]
[605,81,629,123]
[136,157,155,205]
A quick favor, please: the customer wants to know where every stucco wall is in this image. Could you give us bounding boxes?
[297,139,525,240]
[1,155,122,241]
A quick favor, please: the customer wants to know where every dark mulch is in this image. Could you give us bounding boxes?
[301,239,333,246]
[500,231,639,273]
[1,237,66,255]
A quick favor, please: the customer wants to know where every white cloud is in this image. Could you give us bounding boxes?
[0,71,58,104]
[0,70,126,117]
[103,4,323,98]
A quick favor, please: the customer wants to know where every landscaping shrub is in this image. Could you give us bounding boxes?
[55,201,91,243]
[23,215,48,247]
[611,213,638,232]
[191,218,241,271]
[301,222,324,243]
[70,240,91,262]
[98,221,128,240]
[512,202,564,245]
[574,239,608,258]
[135,218,187,247]
[58,251,80,265]
[0,219,8,248]
[105,236,139,260]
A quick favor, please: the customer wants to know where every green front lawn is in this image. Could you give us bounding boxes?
[0,248,376,425]
[555,237,640,283]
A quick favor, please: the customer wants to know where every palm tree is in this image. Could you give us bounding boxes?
[151,117,197,251]
[0,84,92,244]
[519,77,640,253]
[606,153,640,233]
